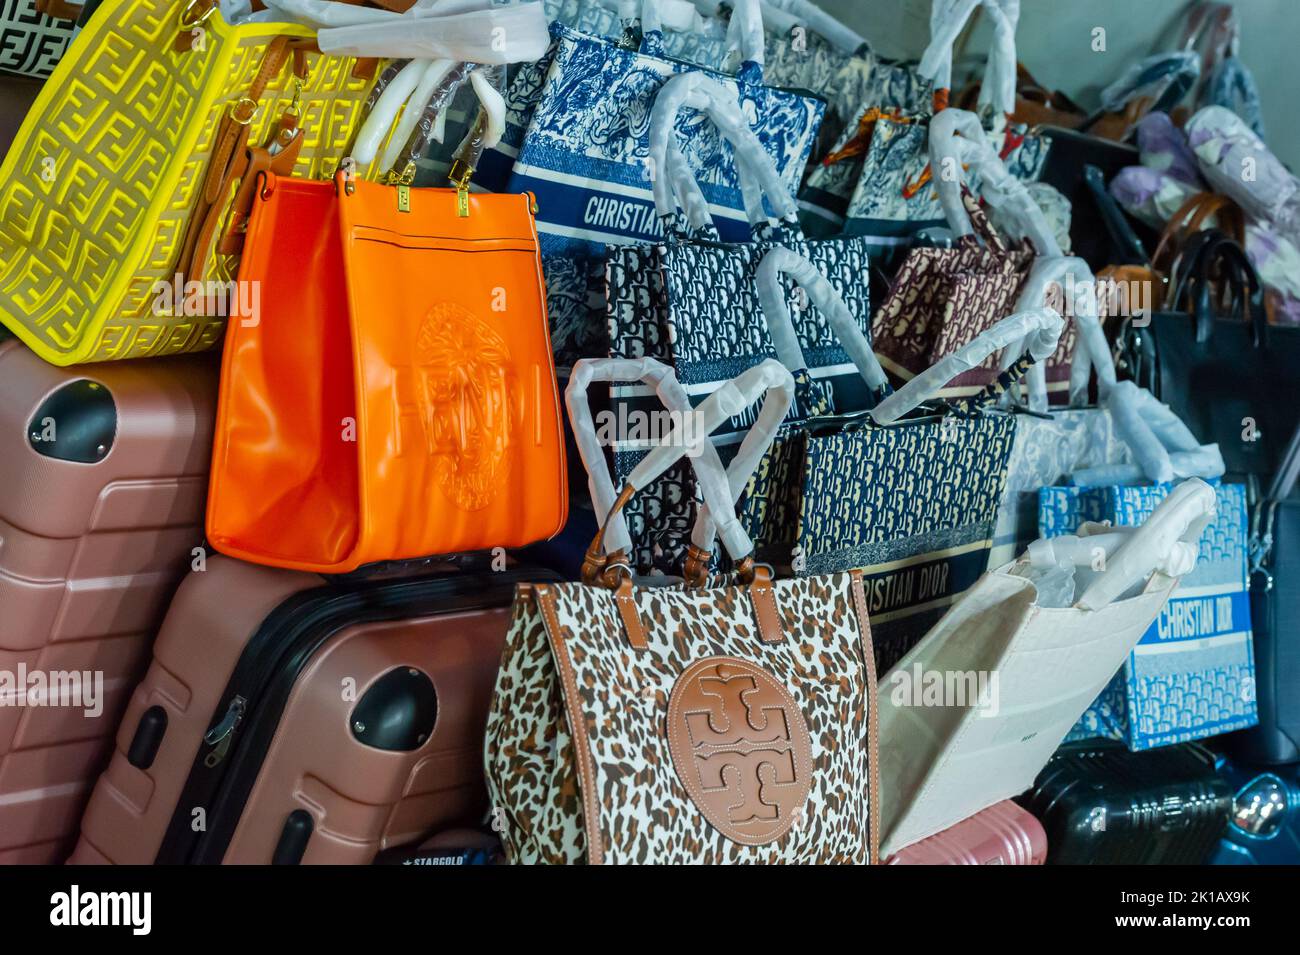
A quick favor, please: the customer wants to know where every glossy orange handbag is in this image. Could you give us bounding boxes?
[207,171,567,572]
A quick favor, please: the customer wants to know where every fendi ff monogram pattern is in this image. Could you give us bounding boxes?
[485,572,878,864]
[0,0,73,77]
[0,0,378,363]
[667,657,815,846]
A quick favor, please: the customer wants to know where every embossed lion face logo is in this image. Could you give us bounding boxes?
[666,657,813,846]
[414,302,515,512]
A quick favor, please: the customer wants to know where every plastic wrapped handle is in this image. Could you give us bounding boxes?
[929,108,1062,257]
[918,0,1019,113]
[1075,478,1218,611]
[870,307,1064,425]
[649,72,797,236]
[1009,255,1114,410]
[755,246,890,398]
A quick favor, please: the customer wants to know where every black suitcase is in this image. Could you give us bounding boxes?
[1019,741,1232,865]
[1229,428,1300,765]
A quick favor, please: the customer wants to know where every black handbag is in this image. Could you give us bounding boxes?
[1121,230,1300,476]
[1033,132,1140,270]
[1230,424,1300,764]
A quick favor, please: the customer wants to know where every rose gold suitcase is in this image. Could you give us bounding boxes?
[70,555,548,864]
[884,800,1048,865]
[0,339,216,864]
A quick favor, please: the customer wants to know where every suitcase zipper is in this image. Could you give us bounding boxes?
[202,696,247,768]
[155,567,554,865]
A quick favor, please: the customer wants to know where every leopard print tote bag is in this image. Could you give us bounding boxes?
[484,360,880,864]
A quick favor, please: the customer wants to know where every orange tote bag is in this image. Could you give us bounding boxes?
[207,171,567,573]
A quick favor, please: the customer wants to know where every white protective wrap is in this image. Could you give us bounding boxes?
[870,307,1065,425]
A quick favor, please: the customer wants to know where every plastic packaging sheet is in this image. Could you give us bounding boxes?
[1102,380,1225,485]
[762,0,866,54]
[870,307,1064,425]
[1185,105,1298,226]
[930,108,1061,257]
[1008,255,1111,410]
[720,0,765,67]
[1015,526,1199,609]
[617,0,726,36]
[268,0,551,62]
[1099,50,1199,115]
[1073,478,1217,611]
[755,246,890,397]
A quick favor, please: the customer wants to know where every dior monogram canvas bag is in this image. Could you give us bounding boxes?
[605,70,877,574]
[870,109,1077,401]
[485,360,881,864]
[743,299,1065,674]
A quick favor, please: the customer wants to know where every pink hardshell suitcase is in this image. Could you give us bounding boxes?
[70,554,548,864]
[885,800,1048,865]
[0,339,217,863]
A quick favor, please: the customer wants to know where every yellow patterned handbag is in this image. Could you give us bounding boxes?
[0,0,386,364]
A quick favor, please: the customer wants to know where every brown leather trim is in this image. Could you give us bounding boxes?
[614,577,648,651]
[748,566,784,645]
[35,0,81,20]
[849,569,880,865]
[179,37,301,285]
[351,58,379,82]
[213,130,302,260]
[681,544,711,589]
[535,585,605,865]
[585,484,635,574]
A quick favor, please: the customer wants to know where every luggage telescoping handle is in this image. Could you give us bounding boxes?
[585,360,795,582]
[754,246,893,404]
[648,71,799,242]
[565,357,741,583]
[929,108,1062,258]
[1074,477,1217,612]
[869,307,1065,425]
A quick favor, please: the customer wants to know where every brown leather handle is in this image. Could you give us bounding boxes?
[583,485,782,649]
[1151,191,1245,274]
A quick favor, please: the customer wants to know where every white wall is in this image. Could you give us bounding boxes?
[815,0,1296,166]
